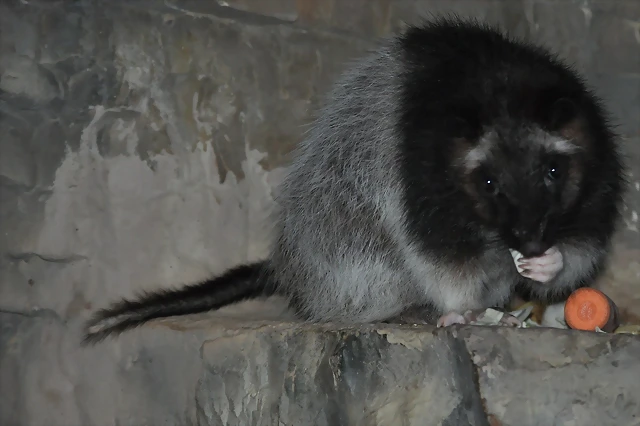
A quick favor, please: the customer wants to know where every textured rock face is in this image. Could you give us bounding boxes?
[3,311,640,426]
[196,324,640,426]
[1,0,640,425]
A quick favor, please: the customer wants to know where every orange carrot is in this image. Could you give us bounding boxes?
[564,288,619,332]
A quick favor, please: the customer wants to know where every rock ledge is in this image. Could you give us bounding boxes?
[3,312,639,426]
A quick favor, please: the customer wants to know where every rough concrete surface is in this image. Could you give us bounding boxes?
[3,310,640,426]
[1,0,639,425]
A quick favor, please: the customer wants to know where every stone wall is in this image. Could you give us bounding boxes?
[0,1,639,425]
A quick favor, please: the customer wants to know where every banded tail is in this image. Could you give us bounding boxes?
[82,262,273,345]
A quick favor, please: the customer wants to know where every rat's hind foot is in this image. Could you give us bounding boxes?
[388,307,522,328]
[437,311,467,327]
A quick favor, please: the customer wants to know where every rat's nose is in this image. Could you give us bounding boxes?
[512,226,547,257]
[519,241,546,258]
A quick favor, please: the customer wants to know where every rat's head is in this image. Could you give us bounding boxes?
[398,20,621,258]
[454,98,590,257]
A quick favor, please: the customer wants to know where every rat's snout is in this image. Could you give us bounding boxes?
[518,240,547,258]
[511,225,548,257]
[512,227,540,243]
[503,194,554,258]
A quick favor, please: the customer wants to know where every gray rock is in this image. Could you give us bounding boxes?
[197,323,640,426]
[196,323,487,426]
[3,309,639,426]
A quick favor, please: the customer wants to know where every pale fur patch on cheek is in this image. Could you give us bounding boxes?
[463,146,487,170]
[534,124,581,154]
[549,137,580,154]
[459,132,495,172]
[559,118,589,151]
[529,125,582,155]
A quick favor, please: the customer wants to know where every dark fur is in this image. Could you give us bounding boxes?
[82,263,273,344]
[82,18,625,345]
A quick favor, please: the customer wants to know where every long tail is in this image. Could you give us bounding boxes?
[82,261,273,345]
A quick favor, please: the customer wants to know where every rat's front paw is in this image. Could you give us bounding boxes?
[517,246,564,283]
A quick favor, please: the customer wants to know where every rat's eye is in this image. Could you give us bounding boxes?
[546,161,562,181]
[482,176,500,196]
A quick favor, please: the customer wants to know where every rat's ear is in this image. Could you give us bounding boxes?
[549,97,578,128]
